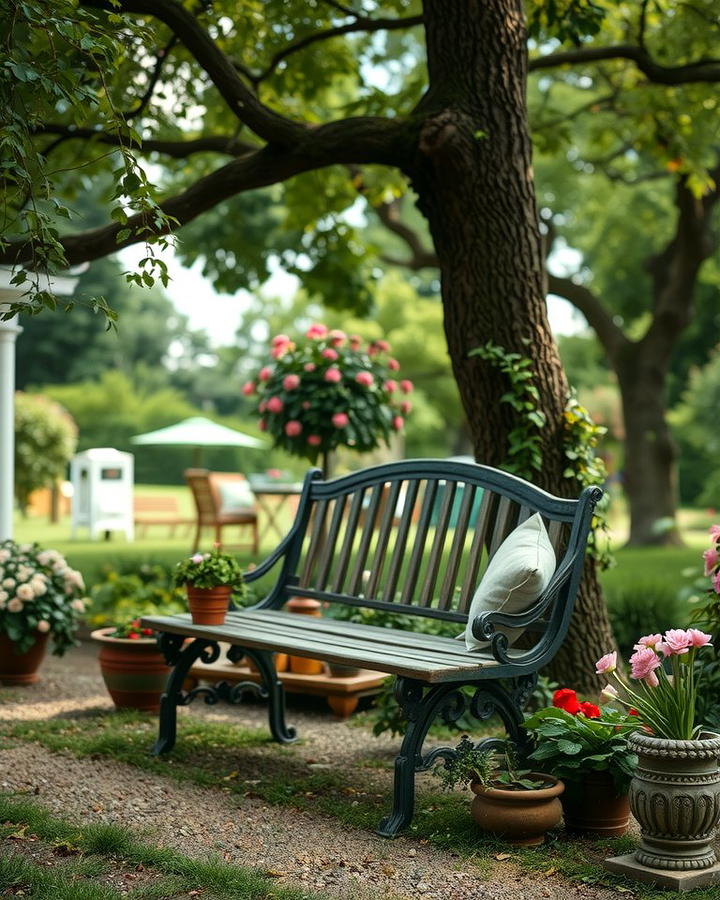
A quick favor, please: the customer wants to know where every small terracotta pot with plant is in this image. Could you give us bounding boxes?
[92,619,168,713]
[434,736,564,846]
[173,546,246,626]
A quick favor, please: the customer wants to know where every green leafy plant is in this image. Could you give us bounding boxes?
[173,547,246,593]
[88,563,186,627]
[434,735,547,792]
[244,325,413,470]
[0,540,86,654]
[524,698,638,793]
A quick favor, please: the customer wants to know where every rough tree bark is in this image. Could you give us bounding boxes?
[407,0,616,690]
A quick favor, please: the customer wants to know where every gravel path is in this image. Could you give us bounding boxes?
[0,642,634,899]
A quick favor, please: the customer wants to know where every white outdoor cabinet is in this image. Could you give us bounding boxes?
[70,448,134,540]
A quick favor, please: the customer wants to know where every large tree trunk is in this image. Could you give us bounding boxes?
[414,0,615,693]
[617,346,682,546]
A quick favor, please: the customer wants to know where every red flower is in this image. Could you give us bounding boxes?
[128,632,140,640]
[579,701,601,719]
[142,628,154,636]
[629,708,639,716]
[552,688,581,715]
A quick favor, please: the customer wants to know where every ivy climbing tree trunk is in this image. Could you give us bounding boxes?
[409,0,616,692]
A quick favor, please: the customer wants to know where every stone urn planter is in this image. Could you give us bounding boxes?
[470,774,564,846]
[92,628,169,713]
[186,585,232,626]
[625,730,720,872]
[0,632,49,685]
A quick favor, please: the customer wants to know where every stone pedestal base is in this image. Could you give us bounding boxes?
[604,855,720,892]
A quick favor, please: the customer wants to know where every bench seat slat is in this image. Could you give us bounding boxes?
[142,612,504,681]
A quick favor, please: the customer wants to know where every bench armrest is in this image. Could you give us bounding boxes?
[469,555,576,666]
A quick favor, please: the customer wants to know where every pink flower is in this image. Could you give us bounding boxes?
[258,400,267,413]
[266,396,284,414]
[191,554,204,564]
[355,371,374,387]
[663,629,692,655]
[687,628,713,648]
[710,524,720,540]
[388,358,400,371]
[271,343,293,360]
[714,570,720,595]
[375,339,390,352]
[308,435,322,446]
[302,401,311,409]
[271,334,290,347]
[392,415,404,431]
[306,323,328,339]
[599,684,619,703]
[324,367,342,384]
[630,647,662,684]
[332,412,349,428]
[258,419,267,431]
[242,381,256,396]
[283,374,300,391]
[304,362,316,372]
[258,366,272,382]
[384,379,398,393]
[349,334,363,350]
[285,421,302,437]
[401,400,412,415]
[400,379,413,393]
[321,348,339,361]
[704,547,719,576]
[328,329,347,347]
[633,634,663,652]
[595,651,617,674]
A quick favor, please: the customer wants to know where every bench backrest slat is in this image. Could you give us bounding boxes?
[331,488,365,593]
[315,495,347,589]
[438,482,477,610]
[381,479,420,603]
[348,483,385,595]
[365,480,401,601]
[400,479,439,606]
[418,480,457,608]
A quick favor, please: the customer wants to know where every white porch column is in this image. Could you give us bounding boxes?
[0,315,22,540]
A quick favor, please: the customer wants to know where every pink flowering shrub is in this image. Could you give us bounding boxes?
[243,325,413,465]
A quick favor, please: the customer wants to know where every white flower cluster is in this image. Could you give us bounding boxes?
[0,540,87,630]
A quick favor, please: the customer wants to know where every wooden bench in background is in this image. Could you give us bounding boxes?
[133,496,193,537]
[144,459,601,837]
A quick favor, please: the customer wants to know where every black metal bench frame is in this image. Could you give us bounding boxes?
[143,459,602,837]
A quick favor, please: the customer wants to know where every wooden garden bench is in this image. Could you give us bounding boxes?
[143,459,601,837]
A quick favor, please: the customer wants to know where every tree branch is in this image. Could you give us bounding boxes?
[2,117,413,267]
[82,0,305,145]
[546,273,628,361]
[125,34,178,120]
[253,14,424,84]
[32,125,257,158]
[529,45,720,84]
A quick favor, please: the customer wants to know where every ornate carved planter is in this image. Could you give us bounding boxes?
[470,774,564,846]
[628,730,720,871]
[0,632,49,685]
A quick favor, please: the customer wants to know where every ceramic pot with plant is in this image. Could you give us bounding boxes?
[173,546,246,626]
[596,619,720,873]
[524,689,638,836]
[92,619,168,712]
[434,735,564,846]
[0,539,87,685]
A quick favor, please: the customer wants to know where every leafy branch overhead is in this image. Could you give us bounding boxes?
[2,0,720,314]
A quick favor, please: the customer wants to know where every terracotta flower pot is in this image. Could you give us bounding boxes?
[0,632,49,685]
[470,774,564,846]
[186,585,232,625]
[628,730,720,871]
[286,597,324,675]
[561,771,630,837]
[92,628,169,713]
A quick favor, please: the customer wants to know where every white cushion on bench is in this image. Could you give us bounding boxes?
[219,480,255,513]
[464,512,555,651]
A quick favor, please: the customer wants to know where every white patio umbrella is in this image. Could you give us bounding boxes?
[130,416,266,467]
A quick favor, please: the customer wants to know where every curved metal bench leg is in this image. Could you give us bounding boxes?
[470,674,538,758]
[153,636,219,756]
[377,679,461,838]
[241,648,297,744]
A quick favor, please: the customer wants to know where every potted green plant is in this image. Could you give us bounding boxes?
[434,736,564,846]
[595,596,720,876]
[0,539,86,684]
[91,619,169,713]
[243,324,413,477]
[524,689,638,836]
[173,546,246,625]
